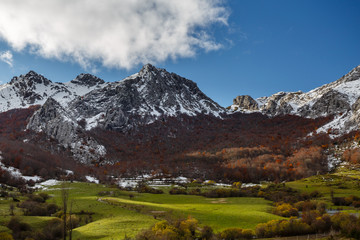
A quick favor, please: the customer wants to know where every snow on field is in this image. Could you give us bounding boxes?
[241,183,260,188]
[0,161,42,182]
[85,176,99,184]
[23,176,42,182]
[117,179,138,188]
[34,179,61,190]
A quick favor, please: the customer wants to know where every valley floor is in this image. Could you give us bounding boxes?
[1,165,360,239]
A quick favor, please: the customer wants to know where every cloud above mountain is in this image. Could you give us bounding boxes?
[0,50,13,67]
[0,0,228,71]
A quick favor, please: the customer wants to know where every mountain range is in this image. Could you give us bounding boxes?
[0,63,359,167]
[231,65,360,137]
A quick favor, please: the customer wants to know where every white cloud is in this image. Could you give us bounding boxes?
[0,50,13,67]
[0,0,229,70]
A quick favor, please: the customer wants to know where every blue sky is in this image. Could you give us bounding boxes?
[0,0,359,107]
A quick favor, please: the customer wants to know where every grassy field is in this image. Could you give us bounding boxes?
[1,166,359,239]
[42,182,281,239]
[42,183,158,239]
[0,181,281,239]
[286,165,360,210]
[101,194,282,231]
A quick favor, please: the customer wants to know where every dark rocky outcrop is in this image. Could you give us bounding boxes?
[310,90,350,117]
[70,73,105,87]
[233,95,259,110]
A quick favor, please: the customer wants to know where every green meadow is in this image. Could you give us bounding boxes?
[44,183,281,239]
[286,165,360,211]
[287,167,360,196]
[0,182,282,239]
[1,166,360,239]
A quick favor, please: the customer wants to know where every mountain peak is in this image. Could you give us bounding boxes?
[10,70,51,86]
[341,64,360,83]
[139,63,166,76]
[25,70,40,77]
[140,63,157,71]
[71,73,105,87]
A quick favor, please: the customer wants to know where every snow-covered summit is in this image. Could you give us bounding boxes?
[0,70,108,113]
[68,63,225,130]
[0,71,71,112]
[24,64,225,163]
[69,73,105,87]
[231,64,360,136]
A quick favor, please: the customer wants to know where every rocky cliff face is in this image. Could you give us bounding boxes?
[231,65,360,137]
[68,64,225,131]
[25,64,225,162]
[27,97,78,145]
[232,95,259,111]
[27,97,106,163]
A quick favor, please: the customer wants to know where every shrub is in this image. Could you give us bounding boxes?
[19,201,47,216]
[255,218,312,238]
[332,197,347,206]
[18,199,60,216]
[151,220,178,239]
[241,229,254,239]
[30,195,45,203]
[136,183,163,194]
[0,232,14,240]
[273,203,299,217]
[38,193,50,201]
[232,181,242,189]
[219,228,243,240]
[219,228,254,240]
[41,218,63,240]
[331,195,360,206]
[7,217,31,232]
[309,190,322,198]
[302,210,321,226]
[179,217,198,237]
[200,226,213,240]
[188,188,201,195]
[294,200,316,211]
[294,200,326,214]
[136,217,212,240]
[7,217,32,240]
[169,187,187,195]
[46,203,59,215]
[261,184,308,203]
[202,188,242,198]
[331,213,360,239]
[353,200,360,208]
[311,216,328,233]
[66,214,80,230]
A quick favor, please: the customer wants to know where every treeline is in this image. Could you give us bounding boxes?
[0,105,335,183]
[136,217,254,240]
[89,113,333,182]
[256,212,360,239]
[134,213,360,240]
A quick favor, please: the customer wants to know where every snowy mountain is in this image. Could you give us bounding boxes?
[0,71,106,112]
[4,63,360,164]
[24,64,224,162]
[68,64,225,130]
[231,65,360,137]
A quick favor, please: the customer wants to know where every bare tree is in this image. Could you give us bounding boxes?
[9,203,14,216]
[61,182,69,240]
[69,200,73,240]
